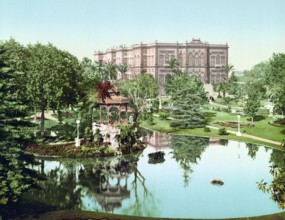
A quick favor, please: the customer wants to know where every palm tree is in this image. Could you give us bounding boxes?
[105,62,117,80]
[222,64,235,77]
[117,64,128,79]
[94,60,106,81]
[166,58,180,74]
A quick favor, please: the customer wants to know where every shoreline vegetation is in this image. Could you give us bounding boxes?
[25,114,285,158]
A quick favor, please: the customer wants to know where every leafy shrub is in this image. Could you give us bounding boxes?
[204,127,211,132]
[218,127,228,135]
[159,112,170,120]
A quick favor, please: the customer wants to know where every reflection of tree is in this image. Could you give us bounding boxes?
[25,154,149,214]
[25,160,83,210]
[121,155,158,217]
[219,139,229,146]
[258,149,285,209]
[246,143,259,159]
[170,135,209,187]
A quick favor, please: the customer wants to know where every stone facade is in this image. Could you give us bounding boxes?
[94,39,229,94]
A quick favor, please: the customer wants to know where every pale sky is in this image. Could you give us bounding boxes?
[1,0,284,71]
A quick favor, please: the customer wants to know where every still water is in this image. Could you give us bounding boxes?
[25,132,285,219]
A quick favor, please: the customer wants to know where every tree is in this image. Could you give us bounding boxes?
[94,80,115,103]
[105,62,117,80]
[117,64,128,79]
[166,58,180,74]
[80,57,98,82]
[0,40,38,218]
[171,88,206,129]
[265,53,285,115]
[243,61,268,97]
[165,72,207,128]
[165,71,206,98]
[228,72,239,95]
[118,72,159,125]
[170,135,208,186]
[213,80,230,99]
[26,43,84,137]
[222,64,235,77]
[243,90,260,123]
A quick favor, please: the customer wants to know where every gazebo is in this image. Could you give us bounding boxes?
[97,88,129,124]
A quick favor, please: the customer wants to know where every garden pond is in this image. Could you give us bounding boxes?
[23,132,285,219]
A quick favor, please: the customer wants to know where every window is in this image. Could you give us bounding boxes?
[221,56,225,65]
[189,53,194,66]
[159,55,164,66]
[210,56,215,66]
[216,55,220,65]
[201,53,205,66]
[165,54,169,64]
[195,56,199,66]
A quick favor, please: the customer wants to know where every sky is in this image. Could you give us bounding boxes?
[1,0,285,71]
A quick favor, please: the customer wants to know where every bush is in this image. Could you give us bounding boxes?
[218,127,228,135]
[159,112,170,120]
[204,127,211,132]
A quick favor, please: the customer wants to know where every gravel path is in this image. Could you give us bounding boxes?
[206,125,282,146]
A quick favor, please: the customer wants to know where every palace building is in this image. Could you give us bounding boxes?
[94,38,229,94]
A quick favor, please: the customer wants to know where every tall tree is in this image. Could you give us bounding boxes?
[171,88,206,128]
[165,72,207,128]
[105,62,117,80]
[26,43,83,137]
[265,53,285,115]
[243,90,260,123]
[243,61,268,97]
[118,72,159,125]
[222,64,235,77]
[166,58,180,74]
[117,64,128,79]
[0,40,38,218]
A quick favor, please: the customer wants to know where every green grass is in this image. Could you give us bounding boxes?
[207,111,285,142]
[141,115,284,150]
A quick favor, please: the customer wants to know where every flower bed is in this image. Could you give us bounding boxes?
[25,142,116,158]
[214,121,255,128]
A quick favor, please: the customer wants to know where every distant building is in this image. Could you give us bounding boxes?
[94,39,229,94]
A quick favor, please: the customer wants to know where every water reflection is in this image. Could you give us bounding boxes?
[170,135,208,186]
[24,132,285,219]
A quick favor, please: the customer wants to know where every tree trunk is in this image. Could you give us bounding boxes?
[133,108,139,128]
[40,105,45,138]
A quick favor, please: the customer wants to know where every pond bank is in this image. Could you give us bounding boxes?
[15,209,285,220]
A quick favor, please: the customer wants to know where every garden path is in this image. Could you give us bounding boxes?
[206,125,282,146]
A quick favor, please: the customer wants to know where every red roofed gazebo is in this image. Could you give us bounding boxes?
[97,87,130,124]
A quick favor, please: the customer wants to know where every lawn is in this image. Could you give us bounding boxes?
[140,114,284,149]
[207,111,285,142]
